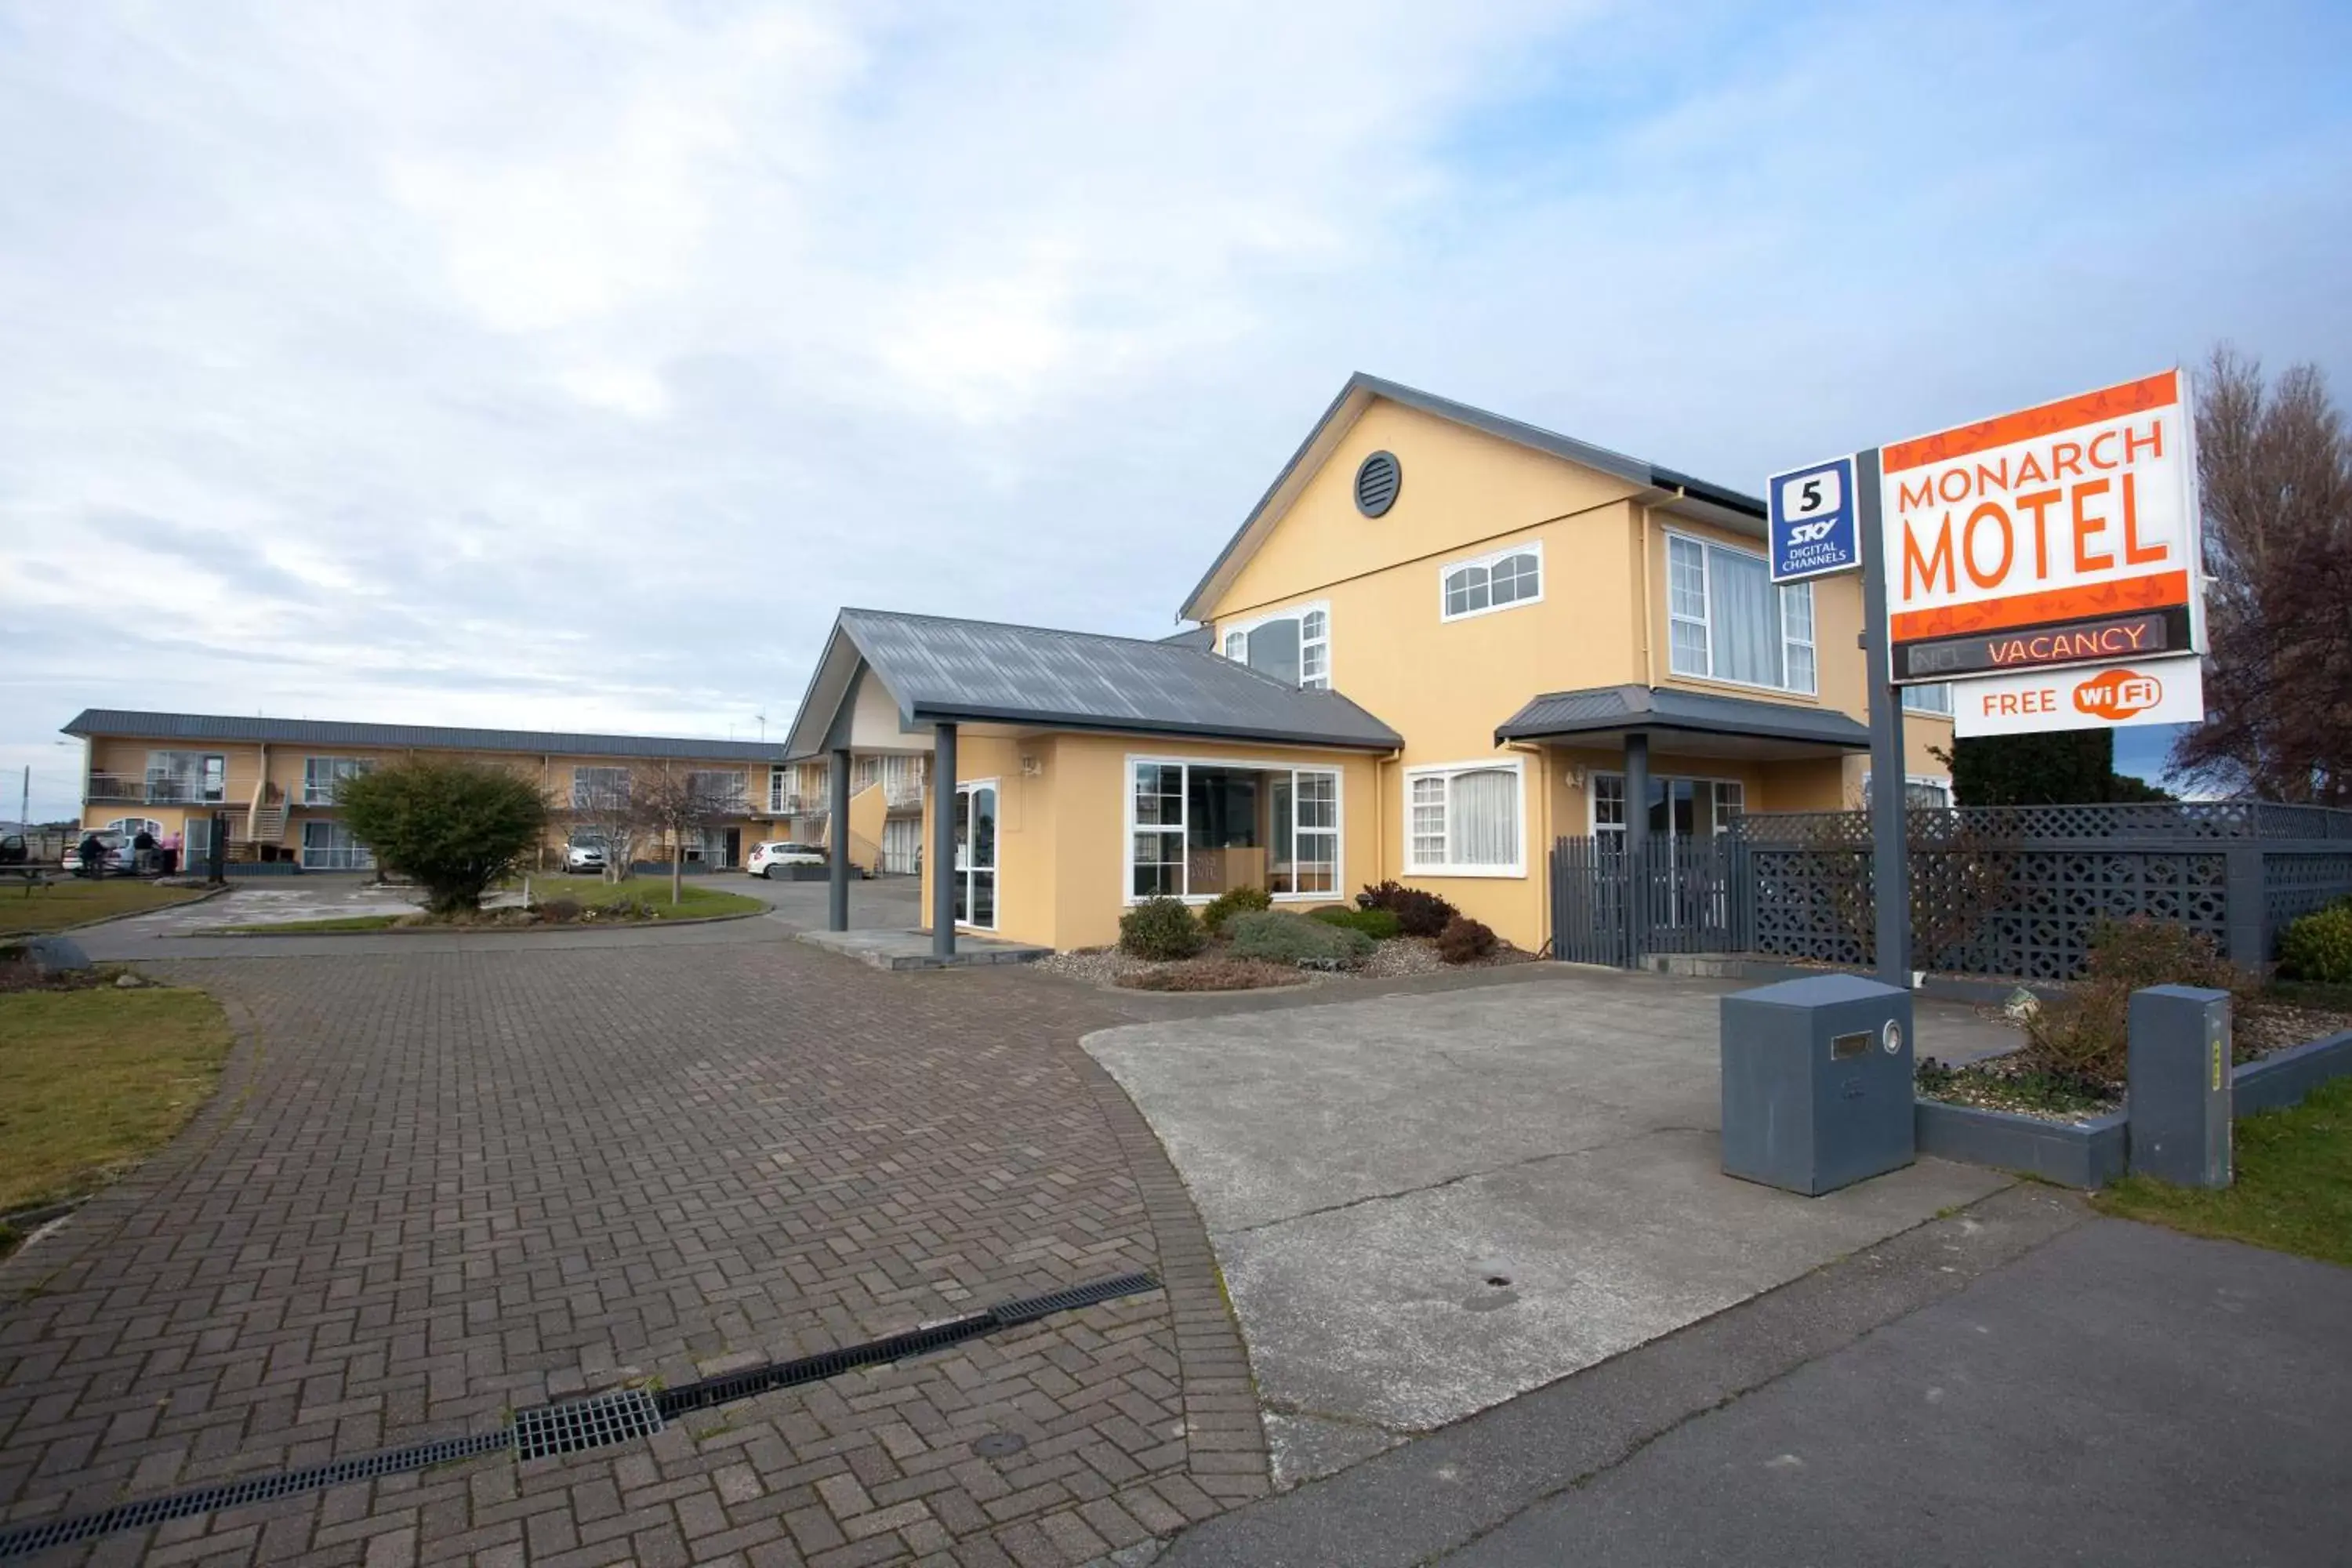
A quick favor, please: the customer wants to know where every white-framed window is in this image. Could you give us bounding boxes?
[572,765,630,809]
[302,756,375,805]
[300,818,374,871]
[768,766,792,813]
[1403,760,1524,877]
[1218,602,1331,690]
[1440,541,1543,622]
[146,751,227,804]
[1665,533,1817,695]
[1125,757,1341,900]
[1862,771,1956,808]
[1903,683,1955,716]
[687,769,747,811]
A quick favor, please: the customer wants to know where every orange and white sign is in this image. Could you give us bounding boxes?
[1951,654,2205,737]
[1882,369,2203,686]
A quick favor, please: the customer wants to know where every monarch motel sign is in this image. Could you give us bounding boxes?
[1879,368,2205,688]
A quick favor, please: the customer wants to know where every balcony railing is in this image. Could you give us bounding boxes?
[87,773,230,806]
[883,779,925,809]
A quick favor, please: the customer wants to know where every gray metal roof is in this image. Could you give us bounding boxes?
[1157,626,1214,650]
[786,609,1403,756]
[1181,372,1768,621]
[1494,684,1870,749]
[62,709,786,763]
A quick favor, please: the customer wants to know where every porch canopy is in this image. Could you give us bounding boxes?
[1494,683,1868,760]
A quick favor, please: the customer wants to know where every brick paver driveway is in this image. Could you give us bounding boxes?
[0,935,1263,1566]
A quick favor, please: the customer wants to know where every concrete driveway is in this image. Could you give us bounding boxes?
[1083,968,2014,1486]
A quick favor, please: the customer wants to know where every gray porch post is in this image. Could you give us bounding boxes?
[1624,731,1650,964]
[826,746,851,932]
[1857,445,1911,988]
[931,721,958,958]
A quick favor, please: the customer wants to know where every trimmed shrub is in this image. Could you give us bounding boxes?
[2280,901,2352,984]
[1120,896,1206,960]
[1435,915,1497,964]
[1227,909,1374,968]
[536,896,584,924]
[1312,905,1403,942]
[1356,880,1457,938]
[336,758,551,914]
[1200,884,1272,935]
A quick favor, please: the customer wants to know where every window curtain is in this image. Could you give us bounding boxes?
[1708,546,1781,687]
[1245,616,1300,686]
[1449,768,1518,866]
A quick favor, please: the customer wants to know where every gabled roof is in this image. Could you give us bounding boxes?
[1180,372,1769,621]
[1494,685,1870,750]
[61,709,786,763]
[783,608,1403,758]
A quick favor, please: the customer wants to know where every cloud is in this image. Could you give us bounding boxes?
[2,0,2349,819]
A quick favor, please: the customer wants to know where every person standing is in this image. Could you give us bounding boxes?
[77,830,105,879]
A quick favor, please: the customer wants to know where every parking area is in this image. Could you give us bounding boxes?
[1084,967,2018,1486]
[0,931,1260,1565]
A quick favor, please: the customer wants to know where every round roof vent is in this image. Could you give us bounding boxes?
[1354,450,1401,517]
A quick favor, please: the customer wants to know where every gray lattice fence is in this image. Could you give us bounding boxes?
[1731,804,2352,981]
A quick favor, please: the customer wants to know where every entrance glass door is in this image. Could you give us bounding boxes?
[953,781,997,930]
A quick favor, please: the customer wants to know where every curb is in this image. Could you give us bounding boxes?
[183,906,774,938]
[0,883,231,941]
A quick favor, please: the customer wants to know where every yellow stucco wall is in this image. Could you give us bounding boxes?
[919,731,1385,952]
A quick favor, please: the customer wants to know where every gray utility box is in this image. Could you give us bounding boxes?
[1721,974,1915,1196]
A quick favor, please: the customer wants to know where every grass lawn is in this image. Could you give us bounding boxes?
[522,875,764,919]
[0,984,233,1247]
[2095,1076,2352,1268]
[0,879,208,937]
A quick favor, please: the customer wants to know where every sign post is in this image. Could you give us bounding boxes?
[1856,448,1910,989]
[1773,451,1907,988]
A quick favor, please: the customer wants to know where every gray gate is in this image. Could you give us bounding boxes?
[1551,835,1742,967]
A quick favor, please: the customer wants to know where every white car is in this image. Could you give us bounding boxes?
[747,840,830,880]
[564,839,608,873]
[63,831,136,875]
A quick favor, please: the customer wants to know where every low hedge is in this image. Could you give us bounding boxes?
[1201,885,1272,935]
[1357,880,1457,938]
[1228,909,1374,967]
[1311,905,1402,941]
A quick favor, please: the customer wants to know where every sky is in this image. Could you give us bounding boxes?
[3,0,2347,820]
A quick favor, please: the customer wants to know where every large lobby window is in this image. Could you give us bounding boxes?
[1128,759,1339,900]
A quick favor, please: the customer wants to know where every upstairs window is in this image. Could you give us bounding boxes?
[1903,683,1955,715]
[1219,603,1330,690]
[1667,535,1816,695]
[1441,542,1543,621]
[572,766,630,810]
[302,756,375,805]
[686,769,747,810]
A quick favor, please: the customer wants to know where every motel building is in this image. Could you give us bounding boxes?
[785,375,1955,955]
[61,712,799,873]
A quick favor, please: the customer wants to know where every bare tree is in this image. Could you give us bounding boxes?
[2172,347,2352,803]
[568,768,648,883]
[638,768,734,905]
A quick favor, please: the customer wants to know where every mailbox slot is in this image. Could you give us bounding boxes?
[1830,1029,1870,1061]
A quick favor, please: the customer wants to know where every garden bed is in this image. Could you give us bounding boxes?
[1038,932,1536,993]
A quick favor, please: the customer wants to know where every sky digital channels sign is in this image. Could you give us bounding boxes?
[1878,369,2203,686]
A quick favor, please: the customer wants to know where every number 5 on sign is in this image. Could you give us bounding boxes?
[1769,455,1861,583]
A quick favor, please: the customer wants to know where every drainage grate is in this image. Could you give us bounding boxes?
[512,1387,666,1462]
[0,1430,509,1560]
[656,1272,1159,1420]
[985,1271,1159,1327]
[0,1272,1159,1561]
